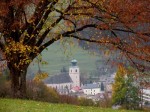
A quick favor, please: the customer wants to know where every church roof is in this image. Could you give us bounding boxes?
[44,72,73,84]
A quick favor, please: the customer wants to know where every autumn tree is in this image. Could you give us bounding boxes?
[112,66,140,110]
[112,65,127,106]
[0,0,149,98]
[69,0,150,87]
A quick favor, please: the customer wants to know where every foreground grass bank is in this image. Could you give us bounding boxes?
[0,98,141,112]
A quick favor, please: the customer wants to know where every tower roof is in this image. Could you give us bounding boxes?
[71,59,77,63]
[71,59,77,66]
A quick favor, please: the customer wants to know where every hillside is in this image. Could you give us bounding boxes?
[0,98,140,112]
[28,41,101,76]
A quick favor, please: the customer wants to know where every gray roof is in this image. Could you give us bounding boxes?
[82,83,100,89]
[44,72,73,84]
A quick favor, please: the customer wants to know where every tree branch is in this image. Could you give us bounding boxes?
[31,1,59,38]
[38,35,61,53]
[35,15,63,47]
[35,5,72,47]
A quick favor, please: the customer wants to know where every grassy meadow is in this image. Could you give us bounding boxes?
[0,98,141,112]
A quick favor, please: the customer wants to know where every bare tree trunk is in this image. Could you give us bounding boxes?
[9,66,27,98]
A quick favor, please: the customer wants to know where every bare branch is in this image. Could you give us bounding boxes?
[39,35,61,53]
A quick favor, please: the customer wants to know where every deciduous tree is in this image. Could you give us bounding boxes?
[69,0,150,72]
[112,66,140,110]
[0,0,149,98]
[112,65,126,105]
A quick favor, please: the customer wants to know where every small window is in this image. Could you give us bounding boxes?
[75,69,77,72]
[71,69,72,72]
[70,84,72,89]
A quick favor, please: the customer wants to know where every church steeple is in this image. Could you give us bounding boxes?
[69,59,80,87]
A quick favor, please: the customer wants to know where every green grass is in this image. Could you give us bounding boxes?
[0,98,141,112]
[29,41,101,75]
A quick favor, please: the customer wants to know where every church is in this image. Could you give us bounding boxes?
[45,59,80,94]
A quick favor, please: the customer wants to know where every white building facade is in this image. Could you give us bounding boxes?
[83,88,101,95]
[82,83,103,95]
[142,89,150,103]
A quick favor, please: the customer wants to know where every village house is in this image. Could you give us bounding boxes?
[82,83,105,95]
[98,73,116,92]
[142,88,150,105]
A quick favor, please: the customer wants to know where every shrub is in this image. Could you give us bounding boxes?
[78,97,95,106]
[96,92,112,108]
[26,80,59,103]
[59,95,79,105]
[0,75,11,98]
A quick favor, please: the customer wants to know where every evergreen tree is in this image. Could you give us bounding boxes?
[124,74,140,110]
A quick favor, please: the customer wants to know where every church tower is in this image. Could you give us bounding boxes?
[69,59,80,87]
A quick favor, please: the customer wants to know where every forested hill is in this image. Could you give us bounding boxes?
[27,41,101,77]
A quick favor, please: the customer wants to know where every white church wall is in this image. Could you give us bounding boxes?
[46,82,73,90]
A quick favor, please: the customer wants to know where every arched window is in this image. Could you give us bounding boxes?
[75,69,77,72]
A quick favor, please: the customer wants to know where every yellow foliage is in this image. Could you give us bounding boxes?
[33,72,49,82]
[4,40,39,70]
